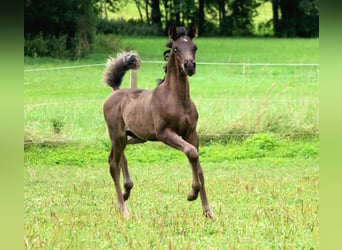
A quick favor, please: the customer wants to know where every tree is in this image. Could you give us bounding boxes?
[218,0,227,33]
[151,0,162,29]
[272,0,279,36]
[133,0,144,23]
[271,0,319,37]
[145,0,151,24]
[230,0,260,36]
[25,0,97,58]
[173,0,181,24]
[198,0,205,34]
[296,0,319,37]
[94,0,125,20]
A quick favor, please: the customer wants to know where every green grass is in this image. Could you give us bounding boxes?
[24,37,319,249]
[25,135,318,249]
[24,163,318,248]
[24,37,319,143]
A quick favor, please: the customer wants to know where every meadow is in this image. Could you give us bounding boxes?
[24,37,319,249]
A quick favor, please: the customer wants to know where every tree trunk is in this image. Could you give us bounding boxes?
[104,0,108,20]
[100,0,103,19]
[279,0,299,36]
[219,0,226,33]
[162,0,169,25]
[272,0,279,36]
[151,0,162,28]
[198,0,205,35]
[144,0,150,24]
[134,0,144,23]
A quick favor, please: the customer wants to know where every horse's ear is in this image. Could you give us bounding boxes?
[168,24,178,40]
[187,23,198,39]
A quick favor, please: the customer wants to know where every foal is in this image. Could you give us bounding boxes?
[103,24,214,219]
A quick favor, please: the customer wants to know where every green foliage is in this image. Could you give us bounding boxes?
[257,19,274,37]
[297,0,319,37]
[24,135,318,167]
[24,33,49,58]
[274,0,319,37]
[96,18,163,36]
[90,33,124,54]
[24,33,71,58]
[24,0,97,59]
[51,118,64,134]
[225,0,261,36]
[244,133,279,151]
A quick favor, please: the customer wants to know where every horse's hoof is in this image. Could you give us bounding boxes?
[122,190,131,201]
[119,206,130,220]
[204,209,214,219]
[187,190,199,201]
[123,211,129,220]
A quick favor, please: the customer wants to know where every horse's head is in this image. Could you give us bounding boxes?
[168,23,198,76]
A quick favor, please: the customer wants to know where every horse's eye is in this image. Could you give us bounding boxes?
[193,46,198,52]
[173,47,179,53]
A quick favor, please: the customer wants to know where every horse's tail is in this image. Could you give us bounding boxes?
[103,51,140,90]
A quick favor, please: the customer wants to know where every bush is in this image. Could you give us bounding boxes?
[24,32,91,59]
[25,0,96,59]
[24,33,49,58]
[90,34,124,54]
[96,18,163,36]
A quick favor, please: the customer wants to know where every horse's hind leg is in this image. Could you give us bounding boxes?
[120,153,133,201]
[109,139,129,219]
[109,149,133,201]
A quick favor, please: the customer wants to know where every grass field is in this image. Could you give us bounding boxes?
[24,37,319,248]
[24,37,318,142]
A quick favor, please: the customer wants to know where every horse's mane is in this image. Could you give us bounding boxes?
[157,27,187,85]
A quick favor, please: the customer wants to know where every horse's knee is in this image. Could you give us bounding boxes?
[185,145,198,162]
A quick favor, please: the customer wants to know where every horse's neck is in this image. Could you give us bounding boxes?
[164,54,190,101]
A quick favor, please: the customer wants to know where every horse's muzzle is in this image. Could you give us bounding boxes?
[184,60,196,76]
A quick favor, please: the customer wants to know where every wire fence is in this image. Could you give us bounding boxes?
[24,60,319,139]
[24,61,319,72]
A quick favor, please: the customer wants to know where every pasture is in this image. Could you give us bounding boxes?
[24,37,319,248]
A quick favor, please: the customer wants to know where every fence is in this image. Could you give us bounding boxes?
[24,60,319,86]
[24,61,319,140]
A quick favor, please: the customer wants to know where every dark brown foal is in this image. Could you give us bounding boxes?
[103,24,214,219]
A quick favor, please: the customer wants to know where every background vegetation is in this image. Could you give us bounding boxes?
[24,0,319,59]
[24,37,318,144]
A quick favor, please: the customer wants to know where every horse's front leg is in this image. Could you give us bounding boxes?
[157,129,201,202]
[184,131,214,219]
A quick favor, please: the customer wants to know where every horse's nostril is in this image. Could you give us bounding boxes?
[184,61,194,69]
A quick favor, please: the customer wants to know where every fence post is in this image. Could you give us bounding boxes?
[130,70,137,88]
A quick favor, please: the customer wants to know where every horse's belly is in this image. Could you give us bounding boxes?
[122,101,156,141]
